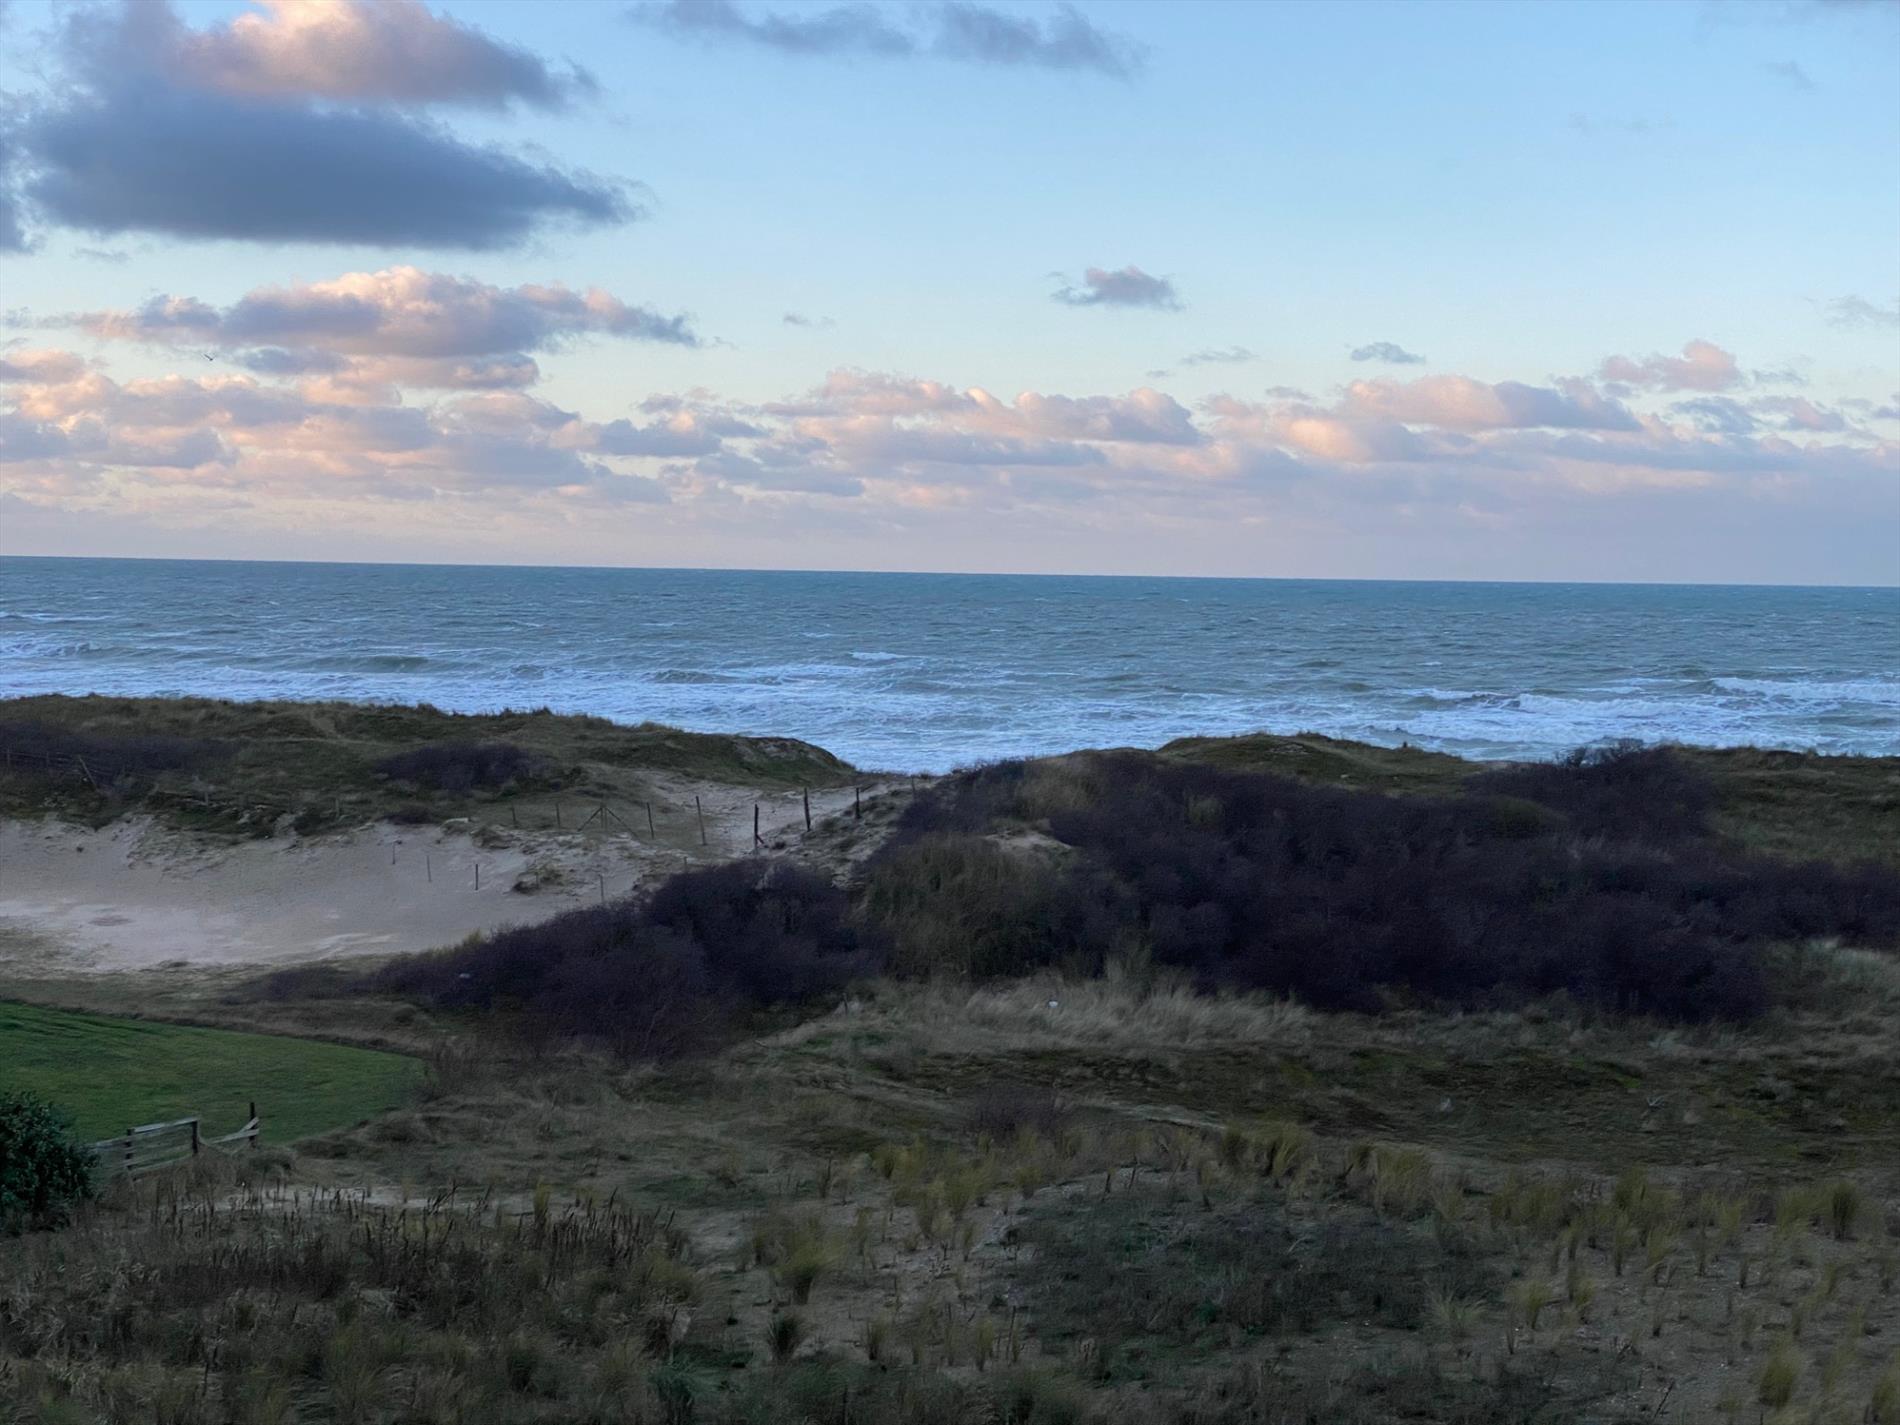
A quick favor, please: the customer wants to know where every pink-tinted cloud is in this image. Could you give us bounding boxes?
[2,345,1892,568]
[1340,374,1639,432]
[1598,339,1744,392]
[92,0,589,110]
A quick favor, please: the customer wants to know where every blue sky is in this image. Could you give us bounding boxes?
[0,0,1895,581]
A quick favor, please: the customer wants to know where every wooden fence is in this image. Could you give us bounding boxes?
[89,1109,261,1181]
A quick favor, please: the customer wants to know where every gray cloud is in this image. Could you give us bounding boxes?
[782,311,835,328]
[1181,345,1256,367]
[1826,294,1900,329]
[2,3,631,253]
[16,81,630,248]
[1146,346,1254,379]
[0,138,24,252]
[16,81,630,250]
[1763,58,1817,89]
[80,268,699,357]
[1052,265,1181,310]
[1350,341,1426,365]
[633,0,1145,77]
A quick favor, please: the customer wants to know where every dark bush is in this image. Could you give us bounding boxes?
[961,1086,1075,1144]
[0,720,222,782]
[1473,743,1715,844]
[862,749,1900,1023]
[858,834,1115,979]
[373,860,872,1058]
[0,1091,96,1233]
[374,742,539,794]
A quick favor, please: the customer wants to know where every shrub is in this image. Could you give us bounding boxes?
[374,742,539,793]
[0,1091,97,1233]
[1473,743,1715,844]
[858,835,1109,979]
[373,860,872,1058]
[961,1086,1074,1144]
[0,719,222,782]
[862,748,1900,1023]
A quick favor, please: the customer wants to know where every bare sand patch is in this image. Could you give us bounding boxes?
[0,778,905,976]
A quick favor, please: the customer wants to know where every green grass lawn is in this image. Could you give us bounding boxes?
[0,1000,422,1144]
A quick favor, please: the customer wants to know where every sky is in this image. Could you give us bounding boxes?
[0,0,1896,583]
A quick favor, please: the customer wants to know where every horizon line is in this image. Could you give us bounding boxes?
[1,551,1896,593]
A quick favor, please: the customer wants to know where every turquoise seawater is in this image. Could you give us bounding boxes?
[1,557,1895,771]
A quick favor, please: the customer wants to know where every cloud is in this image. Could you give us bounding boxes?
[1350,341,1426,365]
[79,0,591,109]
[75,267,700,372]
[1180,346,1255,368]
[1147,346,1254,379]
[1339,375,1639,432]
[1826,294,1900,329]
[633,0,1145,77]
[1598,339,1744,392]
[18,83,630,250]
[1763,58,1817,89]
[1052,265,1181,310]
[4,343,1892,567]
[1567,114,1670,136]
[3,2,630,252]
[782,311,835,328]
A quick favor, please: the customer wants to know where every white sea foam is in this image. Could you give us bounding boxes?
[1,558,1895,772]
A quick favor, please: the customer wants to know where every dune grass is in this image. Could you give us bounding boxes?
[0,1000,421,1142]
[0,693,856,834]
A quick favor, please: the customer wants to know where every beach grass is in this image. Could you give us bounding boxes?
[0,693,856,834]
[0,999,422,1142]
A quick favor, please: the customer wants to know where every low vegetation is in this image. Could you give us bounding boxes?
[0,694,854,833]
[0,1090,95,1233]
[2,708,1897,1421]
[369,860,870,1059]
[864,745,1900,1022]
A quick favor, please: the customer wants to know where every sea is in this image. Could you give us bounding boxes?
[1,557,1895,772]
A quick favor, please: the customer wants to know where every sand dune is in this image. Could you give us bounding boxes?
[0,779,879,975]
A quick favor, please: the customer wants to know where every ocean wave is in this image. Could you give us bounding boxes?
[1712,676,1900,705]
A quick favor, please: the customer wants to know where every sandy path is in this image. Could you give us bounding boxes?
[0,780,897,976]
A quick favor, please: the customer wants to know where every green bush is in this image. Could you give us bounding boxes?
[0,1090,96,1232]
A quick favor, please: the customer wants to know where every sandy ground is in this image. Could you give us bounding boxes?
[0,780,887,975]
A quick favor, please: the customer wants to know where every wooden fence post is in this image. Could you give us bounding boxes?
[474,862,481,891]
[426,852,432,883]
[191,1119,201,1158]
[645,801,655,837]
[753,804,762,848]
[854,786,862,821]
[696,794,707,846]
[555,799,563,829]
[803,787,812,830]
[123,1128,133,1177]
